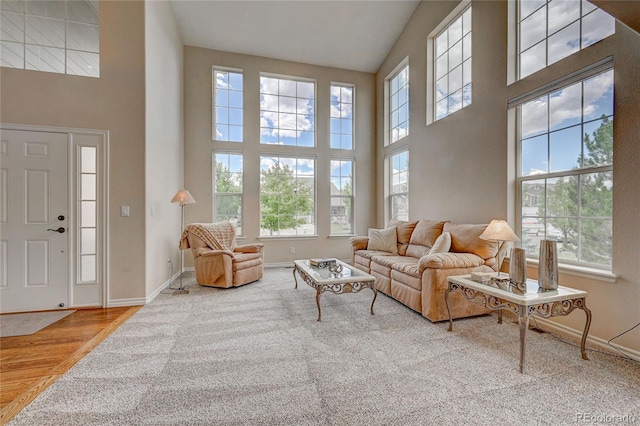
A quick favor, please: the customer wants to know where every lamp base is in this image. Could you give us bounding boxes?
[170,288,190,295]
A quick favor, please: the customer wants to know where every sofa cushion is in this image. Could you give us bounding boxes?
[368,227,398,253]
[405,244,431,259]
[354,249,395,260]
[418,252,485,271]
[430,232,451,254]
[390,261,420,279]
[444,223,498,260]
[409,219,446,247]
[387,219,418,245]
[371,254,417,270]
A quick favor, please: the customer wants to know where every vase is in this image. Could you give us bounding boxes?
[538,240,558,290]
[509,248,527,286]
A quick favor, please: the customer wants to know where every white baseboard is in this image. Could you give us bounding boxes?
[107,297,147,307]
[535,317,640,362]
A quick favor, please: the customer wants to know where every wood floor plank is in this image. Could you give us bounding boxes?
[0,306,141,423]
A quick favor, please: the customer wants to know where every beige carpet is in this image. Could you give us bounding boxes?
[0,310,75,337]
[8,269,640,425]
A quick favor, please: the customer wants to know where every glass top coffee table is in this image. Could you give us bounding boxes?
[293,259,377,321]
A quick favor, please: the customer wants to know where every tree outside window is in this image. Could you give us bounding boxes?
[214,153,243,235]
[260,156,315,236]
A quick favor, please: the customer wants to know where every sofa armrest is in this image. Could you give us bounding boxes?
[234,243,264,254]
[419,252,485,272]
[350,236,369,251]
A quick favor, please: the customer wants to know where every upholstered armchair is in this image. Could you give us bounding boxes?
[180,222,264,288]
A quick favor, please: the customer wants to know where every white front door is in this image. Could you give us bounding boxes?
[0,130,69,312]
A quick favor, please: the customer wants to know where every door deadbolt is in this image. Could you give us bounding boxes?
[47,227,66,233]
[58,215,65,221]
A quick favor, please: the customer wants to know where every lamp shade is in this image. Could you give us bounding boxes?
[479,219,520,242]
[171,189,196,205]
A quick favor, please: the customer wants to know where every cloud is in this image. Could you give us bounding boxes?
[260,77,314,141]
[521,70,612,138]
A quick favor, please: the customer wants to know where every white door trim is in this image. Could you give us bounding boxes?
[1,123,109,309]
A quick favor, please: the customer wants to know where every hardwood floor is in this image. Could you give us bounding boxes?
[0,306,141,423]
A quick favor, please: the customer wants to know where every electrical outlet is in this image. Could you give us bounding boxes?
[289,246,295,254]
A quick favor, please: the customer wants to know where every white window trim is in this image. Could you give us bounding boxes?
[212,66,244,142]
[258,154,317,238]
[330,81,356,151]
[329,157,355,236]
[385,149,409,222]
[259,72,317,148]
[426,0,471,125]
[212,150,244,236]
[512,61,614,272]
[384,57,409,146]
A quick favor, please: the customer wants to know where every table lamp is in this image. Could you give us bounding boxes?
[479,219,520,279]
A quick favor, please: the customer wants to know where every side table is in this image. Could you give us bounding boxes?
[446,275,592,373]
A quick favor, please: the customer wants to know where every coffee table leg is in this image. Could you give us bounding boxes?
[518,308,529,374]
[580,302,592,361]
[370,287,377,315]
[316,287,322,322]
[293,267,298,289]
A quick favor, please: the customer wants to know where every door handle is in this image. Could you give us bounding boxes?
[47,227,66,234]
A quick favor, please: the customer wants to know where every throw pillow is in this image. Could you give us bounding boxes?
[368,227,398,254]
[430,232,451,254]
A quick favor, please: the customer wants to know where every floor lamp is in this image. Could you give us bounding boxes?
[171,189,196,291]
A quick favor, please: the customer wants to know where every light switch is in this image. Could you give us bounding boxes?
[121,205,130,217]
[151,205,157,216]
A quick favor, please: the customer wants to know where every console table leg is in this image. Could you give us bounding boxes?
[370,288,377,315]
[580,303,592,361]
[445,286,453,332]
[293,267,299,289]
[316,288,322,322]
[518,311,529,374]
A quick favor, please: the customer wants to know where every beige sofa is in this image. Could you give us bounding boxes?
[351,219,505,322]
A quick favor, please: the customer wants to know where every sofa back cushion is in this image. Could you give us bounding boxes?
[405,219,446,258]
[444,222,498,260]
[368,227,398,254]
[387,219,419,255]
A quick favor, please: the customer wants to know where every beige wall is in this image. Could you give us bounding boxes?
[144,1,184,295]
[0,0,147,302]
[377,0,639,354]
[183,47,376,265]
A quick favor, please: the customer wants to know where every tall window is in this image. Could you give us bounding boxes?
[260,75,315,147]
[330,159,354,235]
[213,69,243,142]
[518,0,614,79]
[330,84,354,150]
[434,5,472,121]
[517,67,613,268]
[388,63,409,143]
[214,153,243,235]
[1,0,100,77]
[260,155,315,236]
[389,151,409,221]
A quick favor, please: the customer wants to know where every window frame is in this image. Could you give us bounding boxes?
[387,150,409,222]
[259,154,316,238]
[259,73,317,148]
[432,3,472,122]
[0,0,100,77]
[384,58,409,146]
[517,0,615,80]
[213,151,244,236]
[212,67,244,142]
[329,158,355,235]
[513,63,614,270]
[330,82,355,150]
